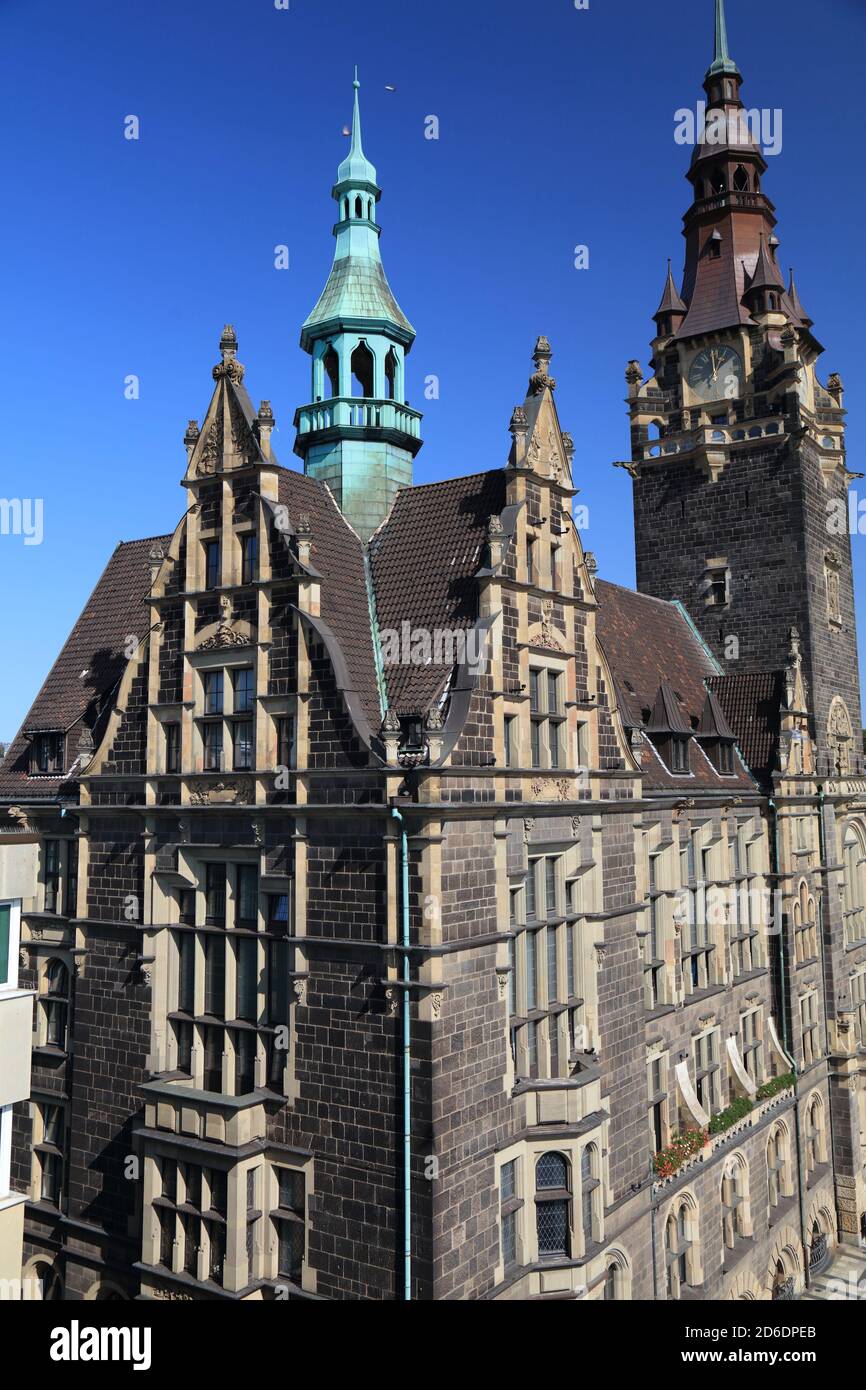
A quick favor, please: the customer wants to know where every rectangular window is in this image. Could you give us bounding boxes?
[204,721,223,771]
[233,720,254,771]
[268,893,290,933]
[206,864,226,925]
[165,722,181,773]
[525,931,538,1011]
[32,732,64,775]
[530,720,542,768]
[236,865,258,927]
[236,937,258,1022]
[504,715,517,768]
[174,1020,193,1074]
[525,862,537,922]
[546,925,558,1003]
[500,1159,518,1269]
[178,932,195,1014]
[274,1168,305,1283]
[694,1029,720,1113]
[44,840,61,914]
[233,668,255,714]
[234,1029,257,1094]
[205,541,221,590]
[241,533,258,585]
[529,670,541,714]
[63,840,79,918]
[545,858,558,919]
[204,671,224,715]
[204,936,225,1017]
[277,716,295,771]
[203,1026,223,1092]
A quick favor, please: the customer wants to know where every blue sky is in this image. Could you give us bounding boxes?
[1,0,864,737]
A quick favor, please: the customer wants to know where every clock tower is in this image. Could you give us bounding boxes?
[627,0,861,778]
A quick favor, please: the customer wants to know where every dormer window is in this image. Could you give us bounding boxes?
[31,731,64,775]
[669,737,689,774]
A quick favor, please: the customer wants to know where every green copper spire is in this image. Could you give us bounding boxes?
[336,66,378,189]
[294,71,422,541]
[706,0,739,76]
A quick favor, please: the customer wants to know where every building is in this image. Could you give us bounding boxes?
[0,0,863,1301]
[0,819,36,1293]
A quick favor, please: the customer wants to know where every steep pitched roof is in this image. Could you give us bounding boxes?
[0,536,171,800]
[369,468,507,715]
[275,467,381,733]
[706,671,784,785]
[595,580,756,791]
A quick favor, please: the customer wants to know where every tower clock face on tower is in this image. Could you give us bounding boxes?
[687,345,743,401]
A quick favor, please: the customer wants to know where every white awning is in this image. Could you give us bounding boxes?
[675,1059,709,1127]
[726,1034,757,1097]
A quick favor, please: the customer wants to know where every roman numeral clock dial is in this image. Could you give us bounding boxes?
[687,344,743,402]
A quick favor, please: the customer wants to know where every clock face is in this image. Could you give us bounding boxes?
[688,345,743,402]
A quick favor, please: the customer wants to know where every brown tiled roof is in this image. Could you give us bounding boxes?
[0,535,171,800]
[595,580,756,792]
[706,671,784,785]
[275,467,380,732]
[595,581,718,722]
[369,469,507,715]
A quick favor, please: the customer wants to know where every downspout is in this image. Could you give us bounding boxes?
[815,782,839,1247]
[391,806,411,1300]
[768,796,809,1287]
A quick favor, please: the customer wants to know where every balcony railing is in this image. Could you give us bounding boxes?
[296,397,423,440]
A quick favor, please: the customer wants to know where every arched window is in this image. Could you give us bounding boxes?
[535,1152,570,1258]
[809,1218,829,1276]
[43,958,70,1049]
[842,825,866,945]
[354,195,364,219]
[805,1095,824,1175]
[604,1263,619,1300]
[709,167,727,195]
[350,342,375,398]
[323,345,340,398]
[342,198,349,220]
[580,1145,598,1246]
[733,165,749,192]
[767,1124,790,1207]
[385,348,398,401]
[828,697,854,777]
[721,1156,749,1247]
[665,1201,693,1298]
[793,880,817,964]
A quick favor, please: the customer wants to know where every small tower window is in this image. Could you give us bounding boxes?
[733,165,749,192]
[351,341,375,398]
[323,345,340,397]
[342,198,349,220]
[385,348,398,400]
[709,167,727,195]
[354,195,364,219]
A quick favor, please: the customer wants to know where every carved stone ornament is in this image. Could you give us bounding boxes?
[593,943,607,966]
[625,360,643,385]
[430,992,443,1020]
[196,407,223,476]
[196,624,248,652]
[530,778,571,801]
[293,978,307,1007]
[528,335,556,395]
[381,708,401,735]
[495,969,509,1001]
[537,598,566,652]
[189,778,254,806]
[384,985,399,1017]
[571,815,581,836]
[425,705,445,732]
[8,805,33,832]
[487,513,504,538]
[523,818,535,843]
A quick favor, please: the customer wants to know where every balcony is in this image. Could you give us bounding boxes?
[295,397,423,441]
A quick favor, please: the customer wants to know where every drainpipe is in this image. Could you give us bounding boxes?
[391,807,411,1301]
[768,796,809,1288]
[815,783,839,1249]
